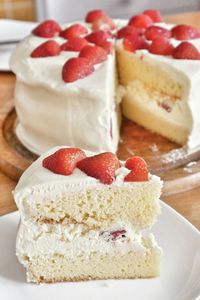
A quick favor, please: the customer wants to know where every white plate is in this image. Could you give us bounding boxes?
[0,201,200,300]
[0,20,36,71]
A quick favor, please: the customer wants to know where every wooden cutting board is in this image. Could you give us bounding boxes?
[0,75,200,196]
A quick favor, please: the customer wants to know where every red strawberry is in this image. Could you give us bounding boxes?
[60,37,88,52]
[143,9,163,23]
[79,45,107,65]
[31,40,60,58]
[124,156,148,182]
[85,30,112,45]
[110,230,127,240]
[98,40,112,54]
[77,152,120,184]
[32,20,61,38]
[123,34,148,52]
[42,148,86,175]
[92,15,116,31]
[145,26,171,41]
[148,37,174,55]
[171,24,200,40]
[85,9,106,23]
[60,24,88,40]
[128,14,153,29]
[62,57,94,83]
[117,25,142,39]
[173,42,200,60]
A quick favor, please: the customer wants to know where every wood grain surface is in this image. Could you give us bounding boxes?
[0,12,200,231]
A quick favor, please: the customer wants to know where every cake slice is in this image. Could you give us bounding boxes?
[14,146,162,283]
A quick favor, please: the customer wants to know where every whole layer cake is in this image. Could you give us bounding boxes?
[13,146,163,283]
[10,9,200,155]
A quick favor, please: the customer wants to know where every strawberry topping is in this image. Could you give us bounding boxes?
[60,37,88,52]
[173,42,200,60]
[128,14,153,29]
[145,26,171,41]
[60,24,88,40]
[117,25,142,39]
[85,30,112,45]
[32,20,61,38]
[79,45,107,65]
[98,40,112,54]
[43,148,86,175]
[31,40,60,58]
[62,57,94,83]
[171,24,200,40]
[85,9,106,23]
[124,156,148,182]
[77,152,120,184]
[91,15,116,31]
[123,34,148,52]
[148,37,174,55]
[143,9,163,23]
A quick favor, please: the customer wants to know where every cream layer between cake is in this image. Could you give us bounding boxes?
[14,147,162,229]
[10,22,121,155]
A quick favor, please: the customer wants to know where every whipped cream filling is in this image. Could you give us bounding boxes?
[16,219,157,257]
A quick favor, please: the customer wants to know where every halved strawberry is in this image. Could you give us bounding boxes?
[42,148,86,175]
[148,37,174,55]
[85,30,112,45]
[62,57,94,83]
[145,26,171,41]
[124,156,148,182]
[171,24,200,40]
[85,9,106,23]
[32,20,61,38]
[60,24,88,40]
[31,40,60,58]
[77,152,120,184]
[143,9,163,23]
[60,37,88,52]
[79,45,107,65]
[173,42,200,60]
[117,25,142,39]
[98,40,112,54]
[123,34,148,52]
[128,14,153,29]
[92,15,116,31]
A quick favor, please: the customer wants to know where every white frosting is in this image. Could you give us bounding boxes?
[10,21,120,155]
[16,219,156,257]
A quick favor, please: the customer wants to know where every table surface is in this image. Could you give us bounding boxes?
[0,12,200,230]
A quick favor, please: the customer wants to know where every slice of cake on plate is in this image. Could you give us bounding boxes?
[13,146,163,283]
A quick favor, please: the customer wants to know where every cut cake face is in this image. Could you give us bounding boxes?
[13,146,163,283]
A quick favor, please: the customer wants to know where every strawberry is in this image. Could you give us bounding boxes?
[98,40,112,54]
[60,24,88,40]
[60,37,88,52]
[145,26,171,41]
[173,42,200,60]
[110,230,127,240]
[62,57,94,83]
[128,14,153,29]
[32,20,61,38]
[123,34,148,52]
[42,148,86,175]
[117,25,142,39]
[85,9,106,23]
[85,30,112,45]
[171,24,200,40]
[143,9,163,23]
[31,40,60,58]
[79,45,107,65]
[148,37,174,55]
[92,15,116,31]
[77,152,120,184]
[124,156,148,182]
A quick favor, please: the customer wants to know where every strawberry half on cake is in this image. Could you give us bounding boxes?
[13,147,163,283]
